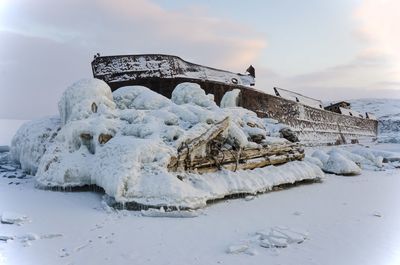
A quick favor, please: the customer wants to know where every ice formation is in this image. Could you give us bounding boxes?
[11,117,61,175]
[323,151,361,176]
[220,89,241,108]
[308,146,392,175]
[11,78,324,208]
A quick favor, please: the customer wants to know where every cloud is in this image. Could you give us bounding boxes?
[254,0,400,101]
[0,0,265,69]
[0,0,266,119]
[354,0,400,83]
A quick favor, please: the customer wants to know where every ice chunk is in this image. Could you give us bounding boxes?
[1,211,28,225]
[365,149,400,163]
[260,237,288,248]
[351,148,383,168]
[19,233,40,242]
[141,208,199,218]
[311,150,329,164]
[328,148,364,165]
[227,122,249,148]
[0,235,14,242]
[257,227,307,248]
[304,156,323,168]
[226,244,249,254]
[323,151,361,175]
[220,89,241,108]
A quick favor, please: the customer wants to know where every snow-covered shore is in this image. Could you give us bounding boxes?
[2,80,400,264]
[1,143,399,265]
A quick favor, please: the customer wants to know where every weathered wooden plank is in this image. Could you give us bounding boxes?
[191,152,305,174]
[169,143,303,170]
[177,116,230,157]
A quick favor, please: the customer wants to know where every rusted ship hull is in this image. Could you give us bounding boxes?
[92,54,378,145]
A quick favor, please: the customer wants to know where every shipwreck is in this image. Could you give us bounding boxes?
[91,54,378,145]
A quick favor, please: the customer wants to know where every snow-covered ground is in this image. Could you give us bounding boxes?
[1,143,399,265]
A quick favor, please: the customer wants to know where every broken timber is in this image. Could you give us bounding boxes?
[168,117,305,174]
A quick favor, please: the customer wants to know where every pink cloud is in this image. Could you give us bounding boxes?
[0,0,266,119]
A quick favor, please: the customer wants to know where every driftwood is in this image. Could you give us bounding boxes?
[176,117,230,160]
[168,117,304,173]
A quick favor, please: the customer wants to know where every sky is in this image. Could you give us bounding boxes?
[0,0,399,119]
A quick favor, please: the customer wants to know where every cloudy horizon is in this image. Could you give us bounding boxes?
[1,0,399,119]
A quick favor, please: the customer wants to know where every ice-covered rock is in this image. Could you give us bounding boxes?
[323,151,361,175]
[280,127,299,142]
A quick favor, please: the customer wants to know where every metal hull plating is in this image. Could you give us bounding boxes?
[92,54,378,145]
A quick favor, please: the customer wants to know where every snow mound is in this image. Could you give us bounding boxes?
[171,82,216,108]
[113,86,170,110]
[58,78,115,125]
[323,151,361,176]
[311,150,329,164]
[11,78,323,209]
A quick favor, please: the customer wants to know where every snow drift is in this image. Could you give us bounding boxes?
[11,79,324,209]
